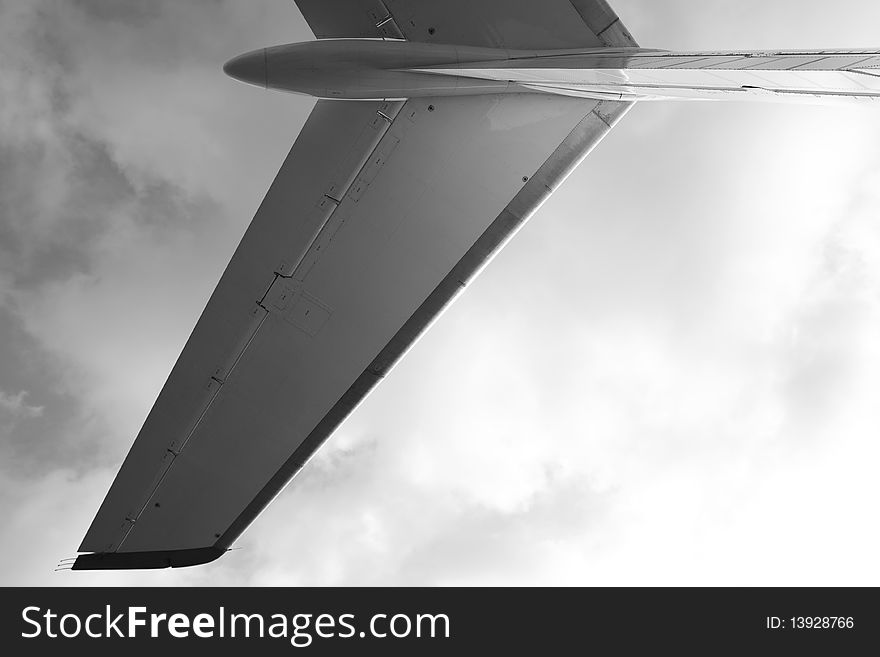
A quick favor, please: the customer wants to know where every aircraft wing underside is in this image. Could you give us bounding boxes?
[293,0,638,48]
[74,1,635,569]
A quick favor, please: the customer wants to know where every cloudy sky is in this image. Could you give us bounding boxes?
[2,0,879,586]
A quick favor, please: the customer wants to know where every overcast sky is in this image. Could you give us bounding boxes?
[1,0,879,586]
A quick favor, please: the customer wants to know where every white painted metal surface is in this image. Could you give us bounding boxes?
[225,39,880,103]
[418,50,880,103]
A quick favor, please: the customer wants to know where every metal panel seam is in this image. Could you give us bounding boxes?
[113,102,404,554]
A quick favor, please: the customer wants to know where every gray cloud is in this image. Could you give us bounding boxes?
[0,390,44,419]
